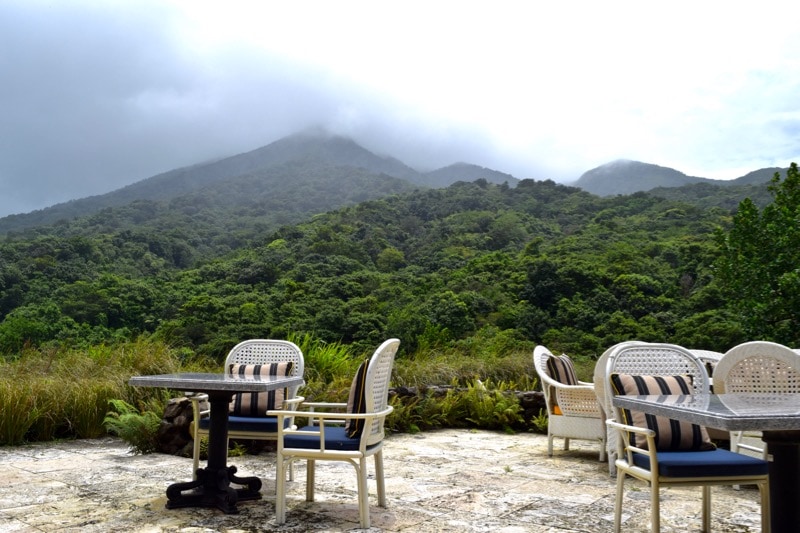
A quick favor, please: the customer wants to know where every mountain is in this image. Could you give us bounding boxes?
[0,130,519,235]
[728,167,784,186]
[573,159,784,197]
[572,160,715,196]
[423,163,518,188]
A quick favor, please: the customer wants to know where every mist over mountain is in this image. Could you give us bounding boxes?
[0,128,788,236]
[0,131,518,234]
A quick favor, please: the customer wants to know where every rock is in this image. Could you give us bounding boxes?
[157,396,198,455]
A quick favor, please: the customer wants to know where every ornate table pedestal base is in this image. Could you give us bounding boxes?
[165,390,260,514]
[165,465,261,513]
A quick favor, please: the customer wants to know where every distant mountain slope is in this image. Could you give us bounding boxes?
[572,160,714,196]
[423,162,519,188]
[0,130,518,235]
[647,182,773,210]
[573,159,785,197]
[728,167,784,186]
[3,160,419,262]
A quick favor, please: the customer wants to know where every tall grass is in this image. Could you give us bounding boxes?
[1,333,548,447]
[0,380,45,444]
[0,337,198,445]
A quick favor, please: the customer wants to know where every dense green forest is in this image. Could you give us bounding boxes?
[1,165,799,363]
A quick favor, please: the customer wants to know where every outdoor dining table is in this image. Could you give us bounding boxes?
[613,393,800,533]
[129,372,304,513]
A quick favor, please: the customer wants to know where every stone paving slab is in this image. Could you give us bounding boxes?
[0,430,763,532]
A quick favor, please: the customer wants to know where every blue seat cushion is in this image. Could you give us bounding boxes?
[284,425,379,451]
[632,448,769,478]
[199,415,289,433]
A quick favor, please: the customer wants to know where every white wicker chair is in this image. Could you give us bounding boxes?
[689,349,724,381]
[593,341,646,475]
[533,345,605,461]
[603,342,770,532]
[189,339,305,479]
[270,338,399,529]
[713,340,800,460]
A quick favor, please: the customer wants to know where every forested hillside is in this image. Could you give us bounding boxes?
[3,172,780,361]
[0,131,519,234]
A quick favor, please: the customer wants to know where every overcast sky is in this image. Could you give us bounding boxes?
[1,1,799,218]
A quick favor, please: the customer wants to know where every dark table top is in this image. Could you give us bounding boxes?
[129,372,304,394]
[612,393,800,432]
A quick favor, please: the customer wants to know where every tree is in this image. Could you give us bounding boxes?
[716,163,800,344]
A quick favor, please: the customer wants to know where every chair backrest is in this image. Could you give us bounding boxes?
[714,340,800,394]
[533,345,558,409]
[603,342,710,422]
[363,338,400,445]
[224,339,305,398]
[592,341,646,419]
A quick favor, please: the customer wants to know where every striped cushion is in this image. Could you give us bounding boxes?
[228,362,294,417]
[344,358,369,438]
[546,354,578,385]
[610,373,715,451]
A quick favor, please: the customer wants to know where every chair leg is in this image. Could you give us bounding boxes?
[547,431,554,456]
[650,480,660,533]
[305,459,316,502]
[357,456,370,529]
[614,469,625,533]
[759,481,770,533]
[375,450,387,508]
[701,486,711,532]
[275,453,287,524]
[191,432,201,481]
[564,437,570,451]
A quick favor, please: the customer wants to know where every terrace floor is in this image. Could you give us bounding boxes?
[0,429,763,532]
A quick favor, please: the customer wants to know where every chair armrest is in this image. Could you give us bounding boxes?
[554,385,603,417]
[268,406,395,451]
[187,393,210,419]
[302,401,348,410]
[606,419,657,461]
[267,406,393,424]
[282,396,305,409]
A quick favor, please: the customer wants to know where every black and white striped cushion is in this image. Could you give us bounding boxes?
[610,373,714,451]
[228,362,294,417]
[546,354,578,385]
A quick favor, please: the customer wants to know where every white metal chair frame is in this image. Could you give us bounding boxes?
[270,338,399,529]
[713,340,800,459]
[603,342,770,532]
[189,339,305,479]
[592,341,648,475]
[533,345,606,461]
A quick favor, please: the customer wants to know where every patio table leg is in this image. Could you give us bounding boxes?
[762,430,800,533]
[165,391,262,513]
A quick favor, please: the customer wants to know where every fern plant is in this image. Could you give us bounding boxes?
[103,399,162,454]
[463,379,524,433]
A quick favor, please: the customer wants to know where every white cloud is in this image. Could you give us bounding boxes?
[1,0,799,216]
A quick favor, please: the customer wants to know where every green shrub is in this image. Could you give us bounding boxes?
[463,379,524,433]
[103,399,162,454]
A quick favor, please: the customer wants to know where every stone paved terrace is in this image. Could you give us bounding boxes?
[0,430,764,532]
